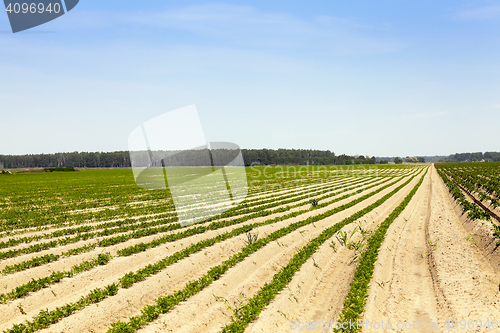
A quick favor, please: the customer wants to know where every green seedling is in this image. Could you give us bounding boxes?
[466,234,482,247]
[312,258,321,270]
[421,238,438,258]
[336,228,367,251]
[18,304,27,315]
[335,230,350,247]
[375,280,390,288]
[329,240,337,252]
[213,293,247,321]
[357,221,372,237]
[349,254,359,265]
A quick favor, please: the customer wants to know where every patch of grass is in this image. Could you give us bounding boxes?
[420,238,438,258]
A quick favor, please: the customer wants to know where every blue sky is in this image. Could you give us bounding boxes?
[1,0,500,156]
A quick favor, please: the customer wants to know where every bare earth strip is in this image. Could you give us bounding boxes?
[363,166,500,333]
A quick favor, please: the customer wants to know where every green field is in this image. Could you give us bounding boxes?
[0,164,428,332]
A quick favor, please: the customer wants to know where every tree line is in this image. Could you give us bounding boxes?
[439,152,500,163]
[0,149,383,169]
[0,151,131,169]
[241,149,377,166]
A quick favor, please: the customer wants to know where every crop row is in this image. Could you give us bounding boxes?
[0,169,338,231]
[1,175,401,305]
[1,167,417,234]
[2,243,96,274]
[113,175,398,257]
[438,163,500,199]
[101,175,385,252]
[2,174,389,273]
[437,168,491,221]
[0,253,111,303]
[0,214,178,251]
[118,175,411,288]
[4,283,120,333]
[107,174,420,332]
[0,174,372,253]
[334,168,427,332]
[441,167,500,208]
[216,172,422,333]
[1,173,418,333]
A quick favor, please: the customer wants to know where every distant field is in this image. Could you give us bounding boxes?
[1,164,500,332]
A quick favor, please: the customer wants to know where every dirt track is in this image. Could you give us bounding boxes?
[363,165,500,332]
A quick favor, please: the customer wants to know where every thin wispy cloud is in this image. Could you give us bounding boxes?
[50,4,401,55]
[455,5,500,20]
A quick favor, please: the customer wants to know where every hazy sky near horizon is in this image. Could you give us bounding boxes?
[1,1,500,157]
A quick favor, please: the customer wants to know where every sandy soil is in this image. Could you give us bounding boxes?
[0,174,404,332]
[0,176,369,246]
[0,174,385,277]
[136,173,421,333]
[242,170,423,333]
[362,165,500,333]
[0,168,423,333]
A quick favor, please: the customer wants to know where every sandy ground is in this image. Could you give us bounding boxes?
[0,173,407,332]
[0,168,424,333]
[362,165,500,333]
[37,176,414,333]
[242,171,423,333]
[136,172,421,333]
[0,175,383,278]
[0,176,369,247]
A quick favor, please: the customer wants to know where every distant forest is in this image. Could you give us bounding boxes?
[4,149,496,169]
[439,152,500,163]
[0,149,380,169]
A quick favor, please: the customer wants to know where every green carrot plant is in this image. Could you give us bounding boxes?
[334,168,427,332]
[103,173,421,333]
